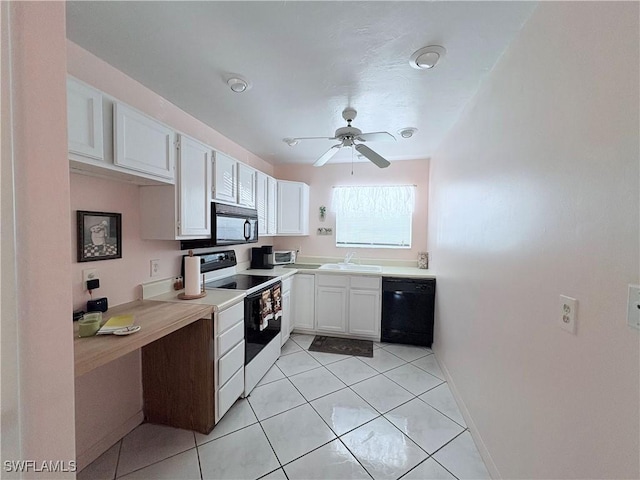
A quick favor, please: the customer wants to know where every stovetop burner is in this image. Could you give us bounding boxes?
[205,274,278,291]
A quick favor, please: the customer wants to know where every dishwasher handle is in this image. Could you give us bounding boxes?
[382,277,436,294]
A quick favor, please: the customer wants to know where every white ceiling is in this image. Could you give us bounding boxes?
[66,1,537,166]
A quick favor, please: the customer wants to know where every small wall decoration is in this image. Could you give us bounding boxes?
[319,205,326,221]
[77,210,122,262]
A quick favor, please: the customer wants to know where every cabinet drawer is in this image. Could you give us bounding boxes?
[218,302,244,333]
[218,321,244,357]
[316,274,349,288]
[218,366,244,420]
[219,341,244,386]
[350,276,381,290]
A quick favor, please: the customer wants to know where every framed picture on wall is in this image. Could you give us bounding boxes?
[77,210,122,262]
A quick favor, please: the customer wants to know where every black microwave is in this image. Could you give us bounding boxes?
[180,203,258,250]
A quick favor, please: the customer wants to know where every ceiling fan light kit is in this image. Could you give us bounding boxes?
[287,108,395,169]
[409,45,446,70]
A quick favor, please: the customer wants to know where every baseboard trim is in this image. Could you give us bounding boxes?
[434,353,501,480]
[76,410,144,471]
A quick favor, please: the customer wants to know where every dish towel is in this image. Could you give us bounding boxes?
[259,289,273,331]
[272,284,282,322]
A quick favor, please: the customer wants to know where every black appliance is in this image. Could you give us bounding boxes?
[381,277,436,347]
[180,203,258,250]
[250,245,274,270]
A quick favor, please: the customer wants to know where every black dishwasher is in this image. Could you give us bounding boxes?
[381,277,436,347]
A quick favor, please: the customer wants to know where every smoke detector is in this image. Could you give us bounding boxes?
[409,46,446,70]
[398,128,418,139]
[225,75,251,93]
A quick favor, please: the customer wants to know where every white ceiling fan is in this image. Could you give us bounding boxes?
[284,108,396,168]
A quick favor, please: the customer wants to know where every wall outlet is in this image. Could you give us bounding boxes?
[82,268,97,284]
[559,295,577,334]
[294,246,301,254]
[627,284,640,330]
[150,259,160,277]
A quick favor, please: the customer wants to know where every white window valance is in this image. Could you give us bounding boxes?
[331,185,416,216]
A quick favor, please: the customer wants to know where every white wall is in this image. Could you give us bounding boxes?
[428,3,639,479]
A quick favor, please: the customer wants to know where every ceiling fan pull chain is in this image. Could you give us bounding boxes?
[351,145,354,175]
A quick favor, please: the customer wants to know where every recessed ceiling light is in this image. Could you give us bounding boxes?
[283,138,299,147]
[409,46,446,70]
[398,128,418,138]
[225,75,251,93]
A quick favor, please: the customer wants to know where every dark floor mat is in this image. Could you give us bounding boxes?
[308,335,373,358]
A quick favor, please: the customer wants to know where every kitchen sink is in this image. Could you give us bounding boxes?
[319,263,383,273]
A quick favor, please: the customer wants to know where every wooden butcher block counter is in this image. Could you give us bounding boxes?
[73,299,214,377]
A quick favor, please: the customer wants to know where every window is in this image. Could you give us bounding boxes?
[332,185,415,249]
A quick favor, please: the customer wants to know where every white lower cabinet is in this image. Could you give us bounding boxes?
[312,274,381,340]
[349,289,381,337]
[215,302,244,423]
[281,277,292,345]
[316,275,349,334]
[292,274,315,331]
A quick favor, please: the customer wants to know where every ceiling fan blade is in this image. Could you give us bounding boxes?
[356,131,396,142]
[354,144,390,168]
[293,136,337,141]
[313,144,342,167]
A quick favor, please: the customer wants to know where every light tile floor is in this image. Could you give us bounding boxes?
[78,335,491,480]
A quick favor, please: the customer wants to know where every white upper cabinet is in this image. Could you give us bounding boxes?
[67,77,104,161]
[267,176,278,235]
[139,134,214,240]
[114,103,175,182]
[257,172,278,236]
[277,180,309,235]
[237,163,257,209]
[213,151,238,204]
[256,171,268,236]
[177,135,212,237]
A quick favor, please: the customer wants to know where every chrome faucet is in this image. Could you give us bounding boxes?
[344,251,356,264]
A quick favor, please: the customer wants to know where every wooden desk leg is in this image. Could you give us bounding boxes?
[142,318,215,434]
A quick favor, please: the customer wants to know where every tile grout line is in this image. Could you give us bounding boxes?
[246,392,290,477]
[192,431,204,480]
[275,374,375,478]
[112,439,123,480]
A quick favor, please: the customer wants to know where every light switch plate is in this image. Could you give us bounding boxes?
[627,285,640,330]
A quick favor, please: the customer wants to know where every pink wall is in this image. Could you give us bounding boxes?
[273,159,429,261]
[428,3,639,478]
[67,42,275,467]
[8,2,76,477]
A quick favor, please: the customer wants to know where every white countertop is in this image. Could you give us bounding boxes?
[147,288,245,312]
[244,265,436,279]
[144,262,435,309]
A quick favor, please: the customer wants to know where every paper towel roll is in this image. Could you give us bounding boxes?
[184,255,201,296]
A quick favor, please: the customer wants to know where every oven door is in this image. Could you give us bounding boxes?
[244,282,281,365]
[214,203,258,246]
